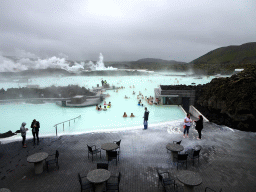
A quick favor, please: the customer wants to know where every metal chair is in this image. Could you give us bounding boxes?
[205,187,222,192]
[173,140,182,145]
[87,144,101,162]
[174,154,188,170]
[78,173,94,192]
[113,140,121,151]
[190,148,201,166]
[107,151,119,165]
[45,150,59,172]
[105,172,121,192]
[156,169,175,191]
[97,163,108,170]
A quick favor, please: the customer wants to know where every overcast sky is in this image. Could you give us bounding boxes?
[0,0,255,62]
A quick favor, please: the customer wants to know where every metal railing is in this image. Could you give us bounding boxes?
[53,115,81,136]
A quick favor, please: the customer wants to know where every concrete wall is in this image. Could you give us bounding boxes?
[189,105,209,122]
[160,90,195,106]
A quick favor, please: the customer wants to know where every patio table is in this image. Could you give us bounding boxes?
[166,143,184,162]
[27,152,48,174]
[177,170,202,192]
[101,143,118,160]
[87,169,111,192]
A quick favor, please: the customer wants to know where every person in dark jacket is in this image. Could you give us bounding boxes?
[194,115,203,139]
[143,107,149,130]
[31,119,40,145]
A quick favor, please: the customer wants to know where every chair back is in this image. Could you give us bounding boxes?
[157,170,163,182]
[193,149,200,157]
[97,163,108,170]
[87,145,92,152]
[118,172,121,183]
[178,154,188,161]
[55,150,59,159]
[78,173,82,185]
[116,140,121,147]
[108,151,117,160]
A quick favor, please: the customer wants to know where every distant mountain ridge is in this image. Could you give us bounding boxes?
[191,42,256,64]
[136,58,186,64]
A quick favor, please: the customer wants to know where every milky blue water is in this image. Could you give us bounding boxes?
[0,73,220,140]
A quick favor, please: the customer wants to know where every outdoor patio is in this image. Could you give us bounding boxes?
[0,121,255,192]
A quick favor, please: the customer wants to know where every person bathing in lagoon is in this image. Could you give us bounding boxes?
[20,122,28,148]
[133,91,135,95]
[124,95,129,99]
[123,112,127,117]
[108,102,111,107]
[194,115,203,139]
[130,113,135,117]
[141,95,144,99]
[184,113,192,138]
[137,95,140,99]
[103,106,107,111]
[98,105,102,111]
[104,100,107,105]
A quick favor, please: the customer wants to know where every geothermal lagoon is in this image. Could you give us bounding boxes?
[0,73,221,143]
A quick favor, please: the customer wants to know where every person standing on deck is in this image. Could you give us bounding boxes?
[143,107,149,130]
[20,122,28,148]
[31,119,40,145]
[183,113,192,138]
[194,115,203,139]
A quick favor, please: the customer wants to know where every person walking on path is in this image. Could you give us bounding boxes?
[194,115,203,139]
[20,122,28,148]
[183,113,192,138]
[143,107,149,130]
[31,119,40,145]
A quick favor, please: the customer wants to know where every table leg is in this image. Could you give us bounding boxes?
[183,184,195,192]
[171,151,178,162]
[106,151,109,161]
[34,161,44,174]
[94,182,105,192]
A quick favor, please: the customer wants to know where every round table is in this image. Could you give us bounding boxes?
[166,143,184,162]
[177,170,202,192]
[101,143,118,160]
[0,189,11,192]
[87,169,111,192]
[27,152,48,174]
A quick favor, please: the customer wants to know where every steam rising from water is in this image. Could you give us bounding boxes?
[0,52,116,72]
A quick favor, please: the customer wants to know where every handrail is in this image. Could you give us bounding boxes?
[53,115,81,136]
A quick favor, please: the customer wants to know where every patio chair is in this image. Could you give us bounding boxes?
[174,154,188,170]
[45,150,59,172]
[97,163,108,170]
[113,140,121,151]
[87,144,101,162]
[107,151,119,165]
[105,172,121,192]
[78,173,94,192]
[164,184,184,192]
[173,140,182,145]
[189,148,201,166]
[156,169,175,191]
[205,187,222,192]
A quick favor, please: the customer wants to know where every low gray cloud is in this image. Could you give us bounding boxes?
[0,0,256,62]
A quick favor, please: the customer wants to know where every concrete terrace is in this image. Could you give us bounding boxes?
[0,121,256,192]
